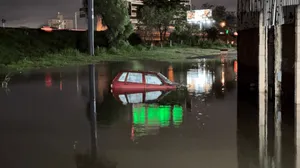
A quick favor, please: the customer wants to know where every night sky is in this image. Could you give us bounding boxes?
[0,0,236,28]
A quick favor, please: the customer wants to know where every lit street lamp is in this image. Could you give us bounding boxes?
[219,21,228,44]
[220,21,226,28]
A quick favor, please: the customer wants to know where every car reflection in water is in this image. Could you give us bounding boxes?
[131,104,183,141]
[112,90,184,141]
[111,70,183,141]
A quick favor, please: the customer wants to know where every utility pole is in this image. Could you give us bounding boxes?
[1,19,6,28]
[74,12,78,30]
[87,0,94,56]
[87,0,97,161]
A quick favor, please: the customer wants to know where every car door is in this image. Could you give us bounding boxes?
[145,73,165,91]
[124,72,145,92]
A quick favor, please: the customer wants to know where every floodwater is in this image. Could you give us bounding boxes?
[0,58,296,168]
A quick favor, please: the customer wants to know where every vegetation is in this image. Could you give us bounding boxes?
[2,44,234,71]
[137,0,186,41]
[0,0,238,71]
[0,28,107,64]
[82,0,133,46]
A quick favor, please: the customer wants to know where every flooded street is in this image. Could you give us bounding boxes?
[0,59,295,168]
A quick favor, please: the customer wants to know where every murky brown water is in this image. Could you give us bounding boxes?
[0,59,296,168]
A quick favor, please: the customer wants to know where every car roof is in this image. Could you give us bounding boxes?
[119,70,159,74]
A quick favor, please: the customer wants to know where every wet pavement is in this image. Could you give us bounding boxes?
[0,58,296,168]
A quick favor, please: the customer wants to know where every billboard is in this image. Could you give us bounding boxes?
[187,9,212,22]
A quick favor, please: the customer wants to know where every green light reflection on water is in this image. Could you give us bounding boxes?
[173,105,183,127]
[133,104,183,127]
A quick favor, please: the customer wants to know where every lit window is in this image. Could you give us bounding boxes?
[145,91,162,101]
[127,93,143,103]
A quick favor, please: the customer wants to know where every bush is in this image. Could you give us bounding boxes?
[134,44,146,51]
[128,33,143,46]
[95,47,107,55]
[107,47,119,54]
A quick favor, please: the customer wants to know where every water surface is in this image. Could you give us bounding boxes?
[0,59,295,168]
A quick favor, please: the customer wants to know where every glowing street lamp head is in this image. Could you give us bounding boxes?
[220,21,226,28]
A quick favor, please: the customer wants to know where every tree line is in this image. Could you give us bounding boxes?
[82,0,237,45]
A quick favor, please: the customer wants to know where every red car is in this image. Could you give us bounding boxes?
[111,70,177,94]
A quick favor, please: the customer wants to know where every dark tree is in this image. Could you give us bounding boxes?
[137,0,186,41]
[212,5,227,23]
[225,11,237,31]
[205,27,218,41]
[82,0,133,46]
[201,3,214,9]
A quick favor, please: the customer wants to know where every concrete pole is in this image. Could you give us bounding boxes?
[259,11,268,129]
[88,0,95,56]
[274,25,282,168]
[274,101,282,168]
[296,104,300,168]
[296,5,300,168]
[258,11,268,168]
[274,25,282,98]
[75,12,78,30]
[296,6,300,104]
[259,11,268,95]
[259,92,268,168]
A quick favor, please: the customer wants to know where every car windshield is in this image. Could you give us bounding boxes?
[158,73,173,85]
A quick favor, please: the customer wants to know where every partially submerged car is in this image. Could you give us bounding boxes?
[111,70,177,94]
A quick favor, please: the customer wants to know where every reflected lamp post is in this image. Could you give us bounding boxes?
[89,64,97,161]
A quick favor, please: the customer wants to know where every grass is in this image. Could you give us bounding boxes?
[1,45,236,71]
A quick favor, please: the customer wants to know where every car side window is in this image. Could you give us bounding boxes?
[118,94,127,104]
[118,72,127,82]
[145,91,162,101]
[145,74,163,85]
[126,72,143,83]
[127,93,143,103]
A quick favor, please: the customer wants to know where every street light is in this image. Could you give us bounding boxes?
[220,21,226,28]
[1,19,6,28]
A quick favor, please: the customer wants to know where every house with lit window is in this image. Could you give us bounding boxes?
[48,12,74,30]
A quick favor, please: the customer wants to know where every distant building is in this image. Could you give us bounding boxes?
[126,0,191,29]
[48,12,74,30]
[127,0,143,29]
